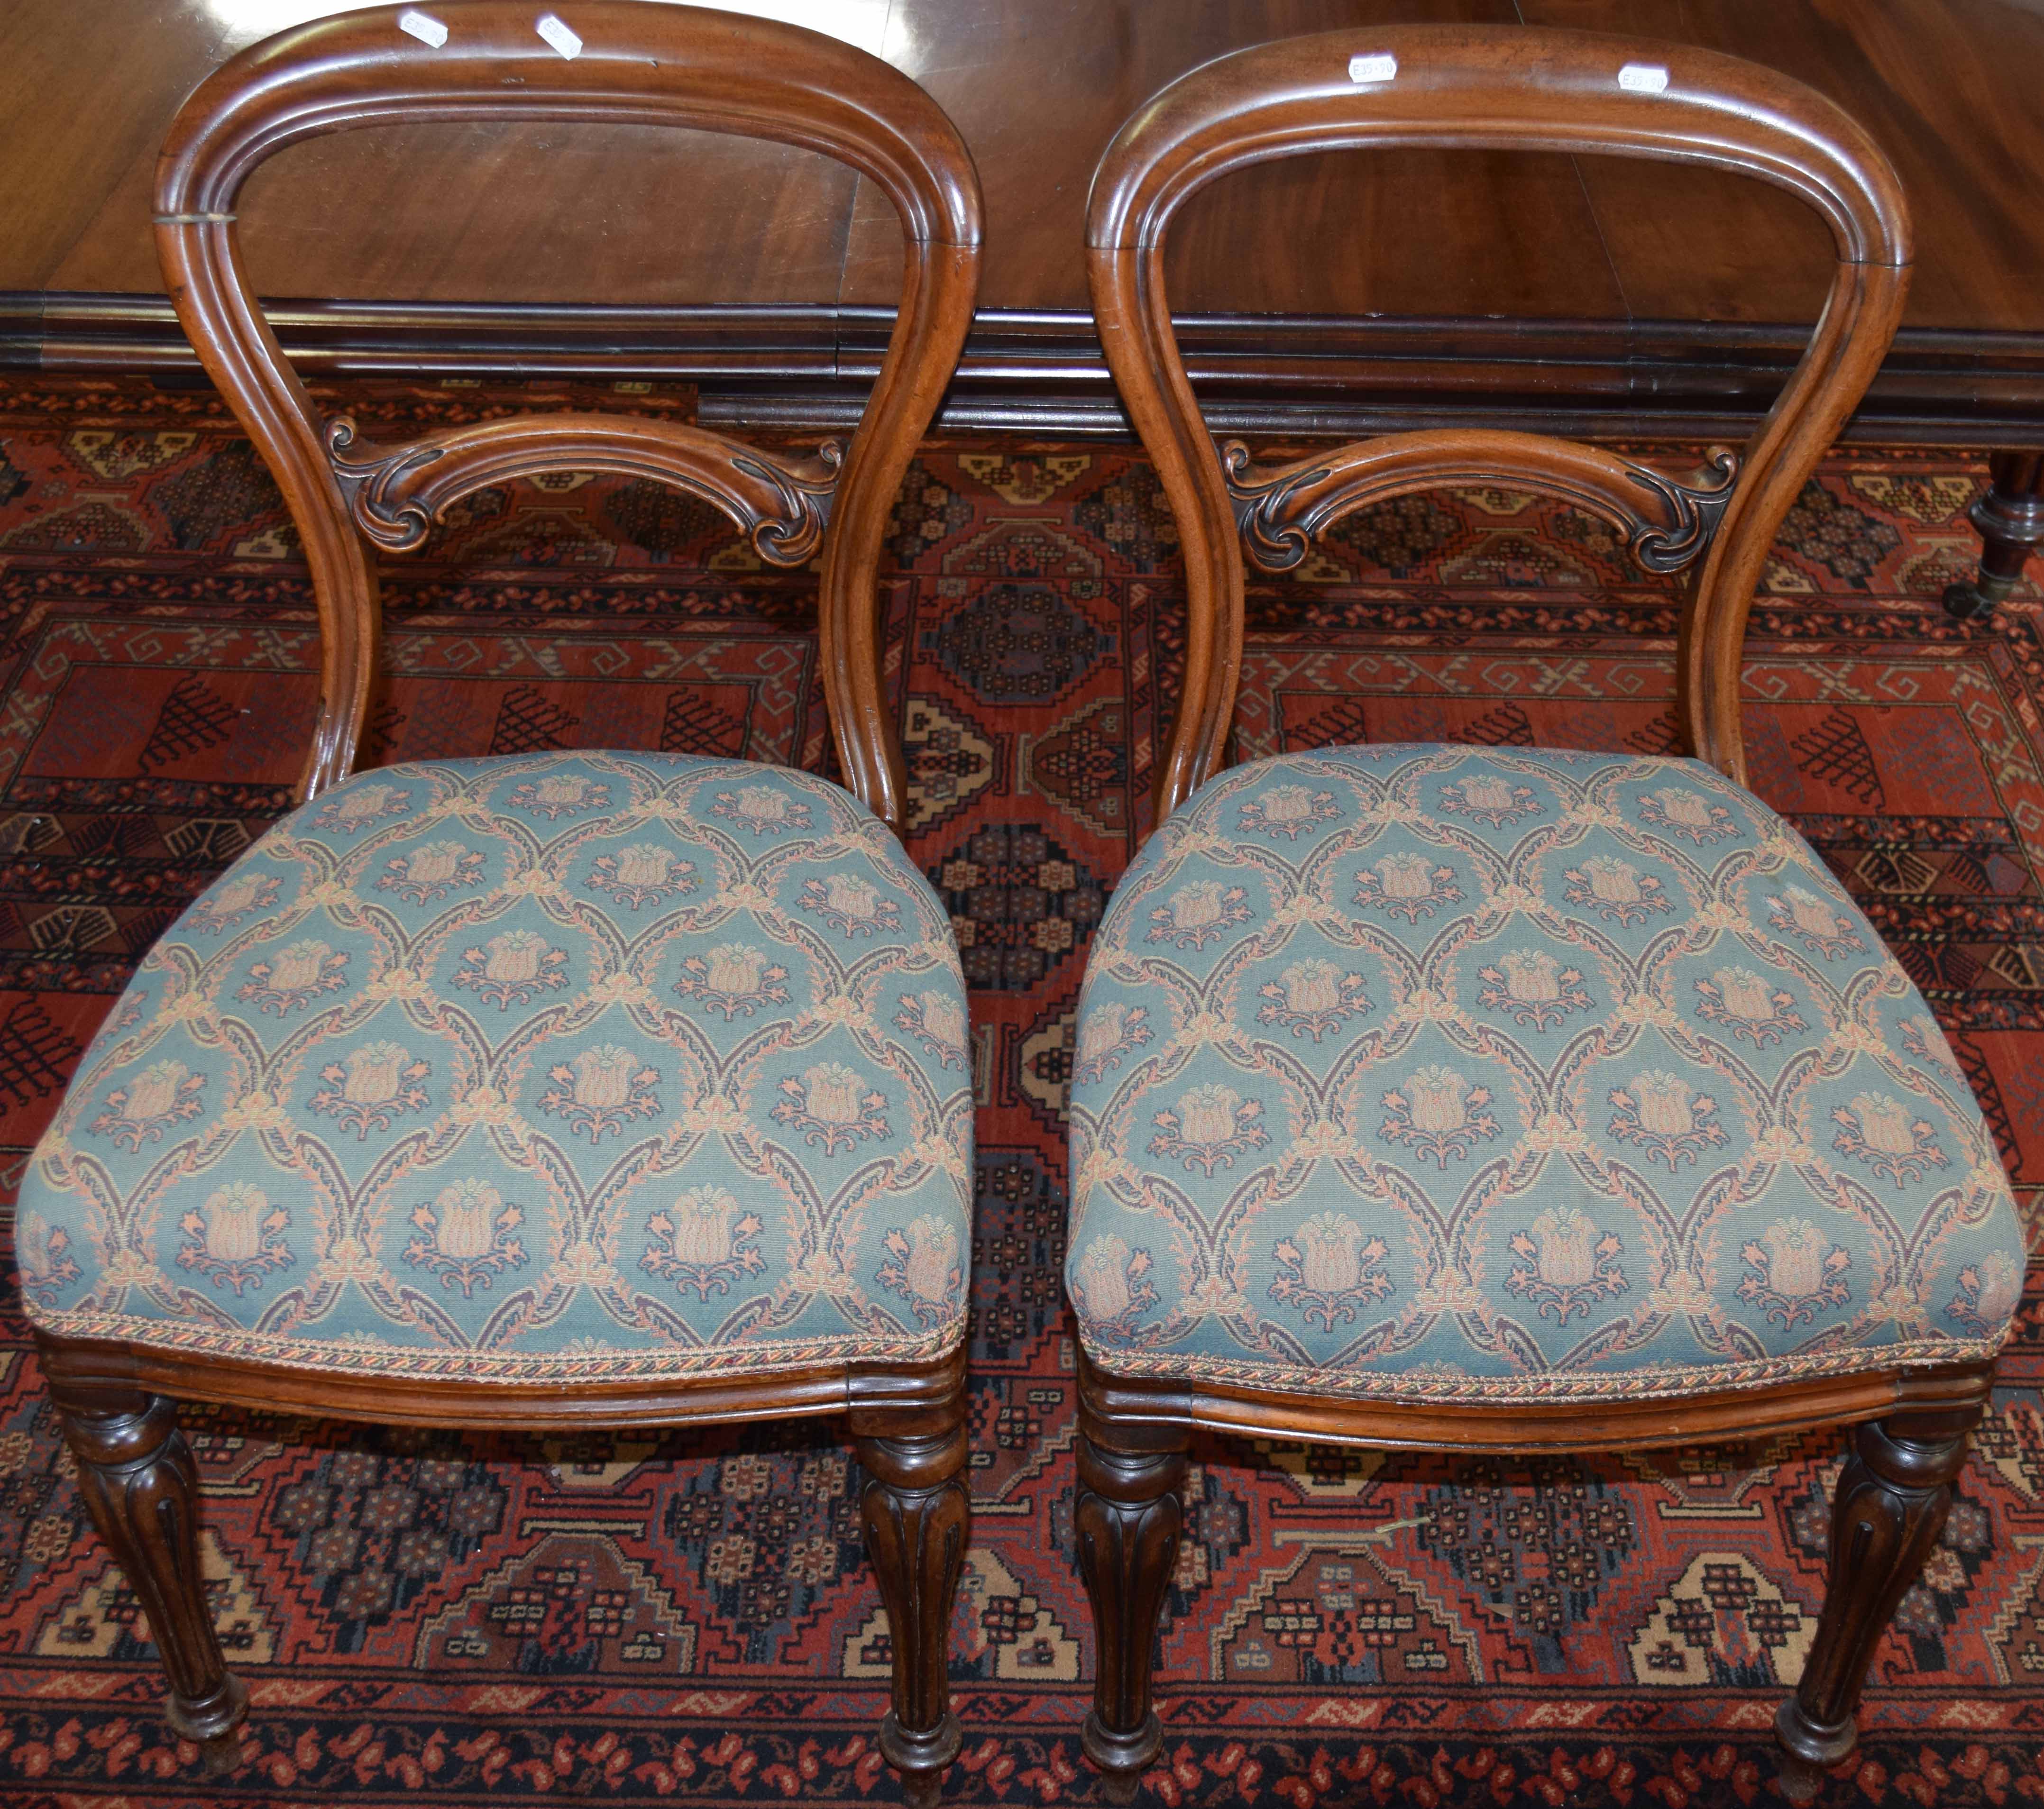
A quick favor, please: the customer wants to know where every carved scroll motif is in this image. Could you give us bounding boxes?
[325,415,844,566]
[1220,434,1741,576]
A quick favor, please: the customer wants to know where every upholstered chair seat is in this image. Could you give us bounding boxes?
[21,753,971,1381]
[1068,746,2024,1403]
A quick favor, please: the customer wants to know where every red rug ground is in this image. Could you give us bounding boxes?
[0,375,2040,1807]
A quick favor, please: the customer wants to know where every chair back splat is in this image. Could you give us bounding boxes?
[156,0,984,831]
[1084,24,1908,819]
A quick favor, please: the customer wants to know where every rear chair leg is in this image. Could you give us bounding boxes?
[854,1412,970,1808]
[1073,1403,1190,1797]
[1774,1409,1979,1801]
[51,1384,248,1771]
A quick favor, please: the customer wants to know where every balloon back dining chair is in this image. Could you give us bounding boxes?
[13,4,981,1800]
[1064,25,2026,1801]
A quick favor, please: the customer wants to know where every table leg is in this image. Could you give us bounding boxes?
[1944,449,2044,621]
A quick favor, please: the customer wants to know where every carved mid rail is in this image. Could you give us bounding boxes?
[325,413,844,565]
[1220,430,1740,575]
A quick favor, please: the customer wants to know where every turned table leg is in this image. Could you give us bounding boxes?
[50,1383,248,1770]
[1073,1414,1189,1794]
[1944,449,2044,621]
[1774,1408,1979,1801]
[855,1417,969,1808]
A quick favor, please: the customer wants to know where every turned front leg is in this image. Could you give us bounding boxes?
[1774,1409,1979,1801]
[1074,1426,1188,1784]
[855,1421,969,1808]
[1944,449,2044,621]
[53,1386,248,1767]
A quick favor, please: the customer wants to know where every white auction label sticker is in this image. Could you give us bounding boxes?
[397,9,449,46]
[1348,52,1397,84]
[1618,63,1670,93]
[536,12,583,57]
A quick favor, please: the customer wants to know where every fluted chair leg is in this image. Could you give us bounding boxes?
[854,1401,970,1808]
[1073,1393,1190,1797]
[49,1378,248,1771]
[1775,1408,1980,1801]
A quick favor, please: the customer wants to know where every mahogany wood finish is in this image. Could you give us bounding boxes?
[1221,433,1739,575]
[1076,29,1989,1796]
[1772,1409,1980,1801]
[34,6,984,1793]
[152,0,981,826]
[1086,22,1911,819]
[1944,450,2044,621]
[46,1378,250,1771]
[36,1333,975,1795]
[325,414,846,564]
[1074,1352,1998,1791]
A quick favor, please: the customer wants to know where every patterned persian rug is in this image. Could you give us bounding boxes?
[0,375,2038,1806]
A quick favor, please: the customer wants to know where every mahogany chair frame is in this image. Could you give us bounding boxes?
[35,5,982,1800]
[1078,25,1981,1801]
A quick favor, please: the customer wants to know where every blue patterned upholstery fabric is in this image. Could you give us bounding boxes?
[18,754,972,1382]
[1066,748,2026,1403]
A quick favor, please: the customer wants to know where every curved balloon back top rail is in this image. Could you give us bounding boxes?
[1085,25,1911,821]
[156,2,984,829]
[1087,26,1906,263]
[160,1,980,249]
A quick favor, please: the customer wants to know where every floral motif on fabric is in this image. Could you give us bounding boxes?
[771,1062,889,1154]
[1693,966,1805,1048]
[586,843,697,911]
[1948,1251,2025,1335]
[1354,852,1463,923]
[1147,1084,1267,1175]
[1147,880,1251,950]
[1071,1235,1157,1343]
[186,869,279,933]
[89,1060,206,1151]
[509,773,609,820]
[671,943,791,1020]
[1270,1212,1393,1329]
[895,991,968,1071]
[1507,1206,1626,1323]
[1767,886,1867,959]
[798,873,902,939]
[1636,786,1738,845]
[1237,785,1341,840]
[1073,1000,1152,1083]
[1476,950,1593,1031]
[710,786,813,836]
[405,1177,526,1296]
[1380,1067,1499,1168]
[1439,772,1541,828]
[539,1046,660,1144]
[309,1042,431,1139]
[179,1181,292,1295]
[1256,959,1368,1042]
[1562,857,1669,926]
[879,1215,964,1327]
[13,1210,79,1306]
[641,1186,766,1299]
[1606,1071,1727,1170]
[376,840,486,904]
[1832,1092,1948,1187]
[237,938,349,1015]
[312,782,410,835]
[453,930,569,1009]
[1737,1217,1852,1328]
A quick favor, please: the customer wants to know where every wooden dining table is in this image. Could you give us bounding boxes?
[2,0,2040,610]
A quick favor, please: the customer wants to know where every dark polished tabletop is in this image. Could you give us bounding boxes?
[4,0,2042,437]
